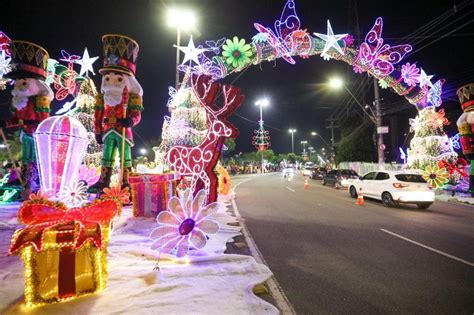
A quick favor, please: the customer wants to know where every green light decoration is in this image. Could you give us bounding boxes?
[222,37,253,69]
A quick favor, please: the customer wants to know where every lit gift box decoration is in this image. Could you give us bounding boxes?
[34,116,89,196]
[9,196,120,307]
[129,173,181,217]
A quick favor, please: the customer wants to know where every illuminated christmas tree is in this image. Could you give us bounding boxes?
[69,78,102,166]
[407,107,457,170]
[155,74,208,163]
[252,125,271,151]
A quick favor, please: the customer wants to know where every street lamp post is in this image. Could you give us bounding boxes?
[167,8,197,89]
[328,77,384,169]
[289,129,296,154]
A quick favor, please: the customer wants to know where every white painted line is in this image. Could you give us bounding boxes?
[286,187,295,193]
[380,229,474,267]
[232,198,297,315]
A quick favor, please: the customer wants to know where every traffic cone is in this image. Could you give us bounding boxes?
[356,188,364,206]
[304,178,309,190]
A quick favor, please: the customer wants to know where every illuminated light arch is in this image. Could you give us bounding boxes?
[168,0,457,201]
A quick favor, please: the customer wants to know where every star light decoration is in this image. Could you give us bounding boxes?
[75,48,98,76]
[176,37,207,65]
[0,50,11,78]
[313,20,347,60]
[418,68,434,88]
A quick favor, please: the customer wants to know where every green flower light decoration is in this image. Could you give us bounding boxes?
[378,79,389,89]
[222,36,253,69]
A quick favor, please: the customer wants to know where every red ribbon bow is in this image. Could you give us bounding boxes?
[9,199,119,255]
[438,158,468,178]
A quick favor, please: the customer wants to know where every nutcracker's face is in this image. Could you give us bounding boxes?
[11,78,41,110]
[101,72,130,106]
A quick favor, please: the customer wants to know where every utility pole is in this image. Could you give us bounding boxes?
[326,114,337,165]
[373,78,385,169]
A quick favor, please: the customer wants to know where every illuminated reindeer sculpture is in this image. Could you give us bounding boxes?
[167,75,244,204]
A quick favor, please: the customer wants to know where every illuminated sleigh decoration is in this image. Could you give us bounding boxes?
[167,75,244,204]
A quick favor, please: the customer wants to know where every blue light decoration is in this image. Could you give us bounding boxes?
[449,133,461,151]
[399,147,407,164]
[424,79,445,108]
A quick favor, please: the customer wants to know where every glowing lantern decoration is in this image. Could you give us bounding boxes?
[34,116,89,195]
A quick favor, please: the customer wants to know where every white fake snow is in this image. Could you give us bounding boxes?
[0,201,278,314]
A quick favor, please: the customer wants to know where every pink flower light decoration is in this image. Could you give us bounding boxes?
[77,164,100,187]
[150,189,221,257]
[401,62,420,87]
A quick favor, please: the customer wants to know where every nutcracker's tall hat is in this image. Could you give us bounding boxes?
[458,84,474,112]
[6,41,49,80]
[99,34,139,77]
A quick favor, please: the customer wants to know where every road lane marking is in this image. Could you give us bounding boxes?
[231,198,297,315]
[286,187,295,192]
[380,229,474,267]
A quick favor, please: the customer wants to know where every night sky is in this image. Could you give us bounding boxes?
[1,0,473,159]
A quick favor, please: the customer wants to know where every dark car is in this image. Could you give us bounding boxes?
[310,167,327,180]
[322,169,359,189]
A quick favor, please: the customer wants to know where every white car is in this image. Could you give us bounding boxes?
[302,167,313,176]
[348,170,435,209]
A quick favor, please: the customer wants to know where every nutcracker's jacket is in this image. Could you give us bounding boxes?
[6,96,51,135]
[94,93,143,146]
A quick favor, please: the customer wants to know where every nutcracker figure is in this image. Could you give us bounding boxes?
[89,34,143,192]
[0,41,52,191]
[456,83,474,195]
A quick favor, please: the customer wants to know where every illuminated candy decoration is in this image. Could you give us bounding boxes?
[8,196,119,307]
[149,189,221,258]
[418,68,434,88]
[33,116,89,196]
[167,75,244,204]
[400,62,420,87]
[313,20,347,59]
[421,162,449,189]
[353,17,412,76]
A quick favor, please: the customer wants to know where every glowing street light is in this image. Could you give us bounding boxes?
[255,98,270,127]
[167,7,197,89]
[289,129,296,154]
[300,140,308,154]
[139,148,148,155]
[329,77,343,89]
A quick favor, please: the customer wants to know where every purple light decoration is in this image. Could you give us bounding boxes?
[253,0,302,65]
[34,116,89,195]
[353,17,412,76]
[401,62,420,87]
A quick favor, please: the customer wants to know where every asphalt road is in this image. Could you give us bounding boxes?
[233,173,474,315]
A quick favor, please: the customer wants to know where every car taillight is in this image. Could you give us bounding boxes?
[393,183,409,188]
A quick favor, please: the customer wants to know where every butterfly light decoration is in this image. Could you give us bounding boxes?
[177,38,226,80]
[353,17,412,76]
[253,0,303,64]
[424,79,444,108]
[54,50,80,101]
[449,133,461,151]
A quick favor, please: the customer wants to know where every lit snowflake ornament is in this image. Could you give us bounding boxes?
[150,189,221,257]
